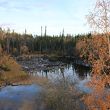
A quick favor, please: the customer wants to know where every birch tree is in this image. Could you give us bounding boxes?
[86,0,110,56]
[81,0,110,109]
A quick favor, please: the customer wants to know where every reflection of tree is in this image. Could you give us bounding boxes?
[43,69,49,78]
[73,64,90,80]
[66,64,71,70]
[72,64,75,75]
[60,67,65,79]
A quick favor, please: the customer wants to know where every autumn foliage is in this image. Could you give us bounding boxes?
[76,35,110,110]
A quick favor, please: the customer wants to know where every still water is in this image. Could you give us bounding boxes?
[29,64,91,93]
[0,61,91,110]
[0,84,42,110]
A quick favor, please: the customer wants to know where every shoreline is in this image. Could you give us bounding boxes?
[0,54,91,88]
[15,54,91,68]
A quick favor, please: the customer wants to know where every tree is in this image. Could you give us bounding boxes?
[86,0,110,56]
[79,0,110,109]
[20,45,29,55]
[76,35,110,110]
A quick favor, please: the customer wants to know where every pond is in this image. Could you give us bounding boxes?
[0,57,91,110]
[29,63,91,93]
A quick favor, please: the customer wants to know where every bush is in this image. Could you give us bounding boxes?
[41,78,86,110]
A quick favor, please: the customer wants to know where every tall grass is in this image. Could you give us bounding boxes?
[19,77,86,110]
[41,78,86,110]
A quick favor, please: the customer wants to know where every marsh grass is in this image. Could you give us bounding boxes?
[40,78,86,110]
[0,55,28,85]
[18,77,86,110]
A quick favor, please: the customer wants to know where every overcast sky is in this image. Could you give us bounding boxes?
[0,0,95,35]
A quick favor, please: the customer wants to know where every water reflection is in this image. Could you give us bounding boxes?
[30,64,90,82]
[30,64,90,81]
[74,64,91,80]
[0,84,42,110]
[29,63,91,92]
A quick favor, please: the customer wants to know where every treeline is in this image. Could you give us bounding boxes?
[0,28,91,56]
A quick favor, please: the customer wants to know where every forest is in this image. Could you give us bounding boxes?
[0,27,91,57]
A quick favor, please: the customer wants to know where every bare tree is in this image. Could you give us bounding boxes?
[86,0,110,56]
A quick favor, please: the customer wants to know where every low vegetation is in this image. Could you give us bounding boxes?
[0,54,27,86]
[14,76,86,110]
[40,78,86,110]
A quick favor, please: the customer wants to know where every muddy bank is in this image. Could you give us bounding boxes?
[16,54,91,69]
[17,55,66,73]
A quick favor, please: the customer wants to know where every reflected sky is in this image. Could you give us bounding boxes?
[30,63,91,93]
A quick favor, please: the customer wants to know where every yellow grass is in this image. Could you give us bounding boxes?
[0,55,28,85]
